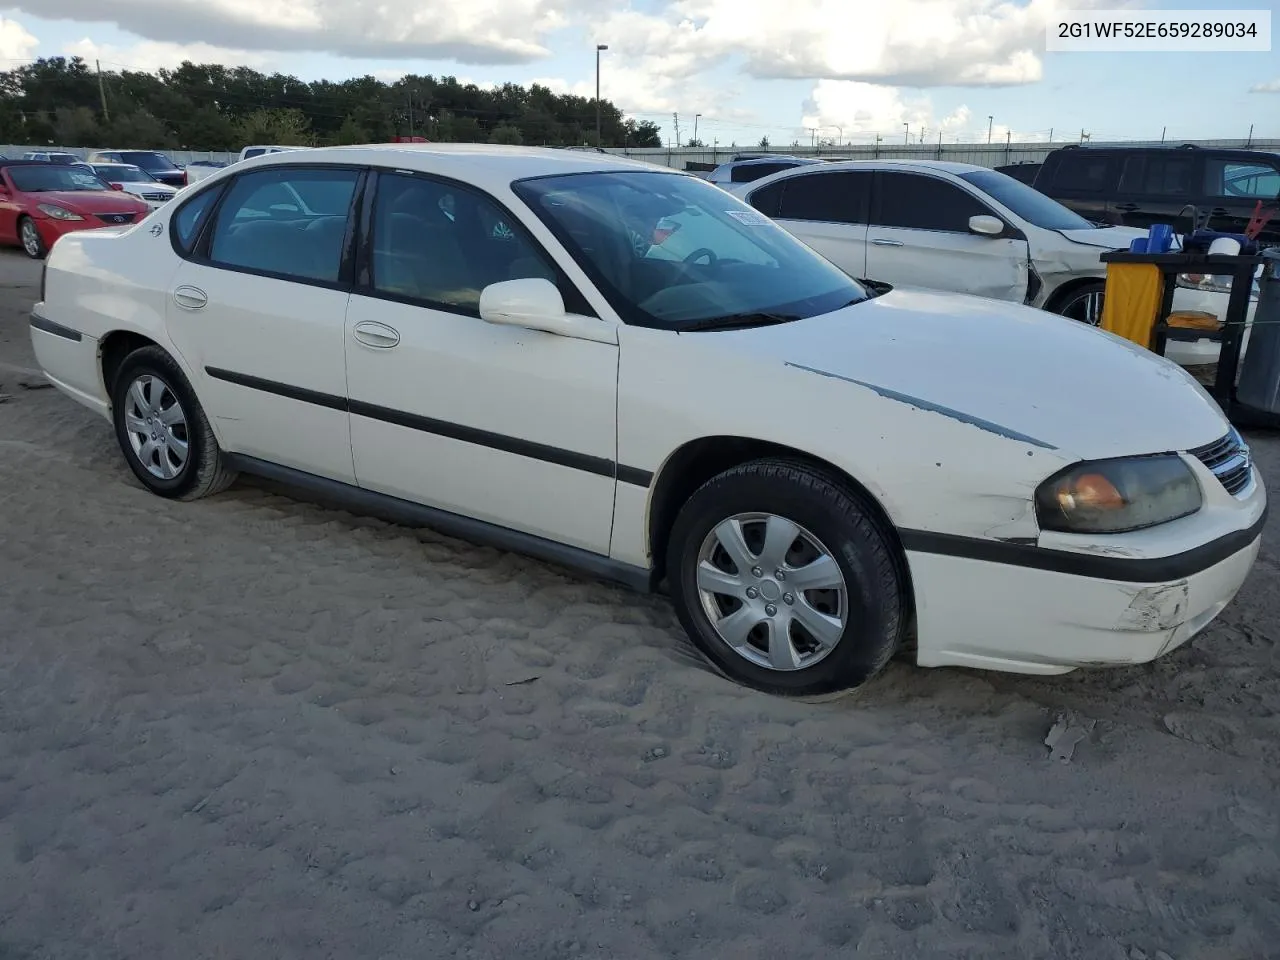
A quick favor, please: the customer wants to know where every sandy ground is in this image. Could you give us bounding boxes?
[1,249,1279,960]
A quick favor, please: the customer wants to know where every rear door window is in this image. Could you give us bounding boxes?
[1117,154,1196,197]
[773,170,870,224]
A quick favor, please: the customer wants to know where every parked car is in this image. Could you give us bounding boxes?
[29,145,1263,697]
[184,160,230,184]
[705,156,822,188]
[994,161,1042,185]
[733,158,1255,367]
[0,160,151,259]
[237,145,309,162]
[83,163,179,209]
[1031,144,1280,247]
[85,150,189,189]
[22,151,82,164]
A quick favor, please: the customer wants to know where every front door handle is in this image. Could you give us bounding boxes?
[352,320,401,349]
[173,285,207,309]
[870,238,904,246]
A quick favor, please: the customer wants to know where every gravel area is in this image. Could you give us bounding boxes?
[2,249,1279,959]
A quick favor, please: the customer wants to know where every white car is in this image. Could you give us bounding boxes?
[705,156,823,189]
[238,145,309,162]
[732,159,1255,367]
[83,163,179,209]
[28,145,1265,697]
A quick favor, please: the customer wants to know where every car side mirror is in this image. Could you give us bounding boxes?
[969,215,1005,237]
[109,182,124,191]
[479,278,616,344]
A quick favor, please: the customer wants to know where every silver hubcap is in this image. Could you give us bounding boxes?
[20,220,39,256]
[695,512,848,671]
[124,375,189,480]
[1067,290,1104,326]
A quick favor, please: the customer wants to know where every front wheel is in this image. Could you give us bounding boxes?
[1054,281,1106,326]
[666,459,908,697]
[18,217,46,260]
[110,345,238,500]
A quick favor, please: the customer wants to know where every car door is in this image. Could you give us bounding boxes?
[0,169,20,243]
[343,169,619,555]
[1201,153,1280,237]
[864,170,1027,302]
[163,163,363,484]
[748,169,871,278]
[1110,151,1201,233]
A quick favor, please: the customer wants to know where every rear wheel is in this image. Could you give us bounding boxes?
[110,345,238,500]
[18,217,46,259]
[666,459,908,697]
[1054,281,1105,326]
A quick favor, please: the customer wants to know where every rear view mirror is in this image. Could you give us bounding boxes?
[969,215,1005,237]
[479,278,616,344]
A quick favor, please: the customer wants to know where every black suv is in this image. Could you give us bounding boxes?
[1031,144,1279,246]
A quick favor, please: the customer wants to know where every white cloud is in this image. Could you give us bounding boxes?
[587,0,1105,88]
[1251,79,1280,93]
[15,0,572,63]
[0,16,38,62]
[802,79,1045,144]
[63,37,270,72]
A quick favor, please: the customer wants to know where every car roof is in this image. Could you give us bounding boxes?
[1,159,79,169]
[745,157,989,180]
[1045,145,1280,161]
[219,143,679,190]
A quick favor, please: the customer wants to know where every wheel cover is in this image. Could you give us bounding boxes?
[695,512,849,672]
[20,220,39,257]
[123,374,190,480]
[1063,289,1104,326]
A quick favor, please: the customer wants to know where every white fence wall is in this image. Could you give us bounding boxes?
[5,138,1277,172]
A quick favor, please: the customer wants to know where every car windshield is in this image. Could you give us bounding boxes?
[511,170,868,330]
[119,151,179,172]
[94,164,155,183]
[958,169,1095,231]
[7,165,111,193]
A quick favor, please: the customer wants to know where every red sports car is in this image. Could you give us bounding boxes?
[0,160,152,259]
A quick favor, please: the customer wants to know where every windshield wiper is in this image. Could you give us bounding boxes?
[679,311,798,332]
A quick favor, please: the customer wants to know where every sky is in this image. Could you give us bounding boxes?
[0,0,1276,148]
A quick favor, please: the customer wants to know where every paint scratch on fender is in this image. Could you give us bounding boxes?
[785,362,1058,450]
[1117,581,1189,632]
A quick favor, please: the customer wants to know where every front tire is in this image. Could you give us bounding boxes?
[1054,280,1106,326]
[110,345,238,500]
[18,216,46,260]
[666,459,908,697]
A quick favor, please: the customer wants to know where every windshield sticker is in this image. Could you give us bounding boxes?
[725,209,771,226]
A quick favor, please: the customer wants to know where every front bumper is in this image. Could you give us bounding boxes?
[906,457,1266,675]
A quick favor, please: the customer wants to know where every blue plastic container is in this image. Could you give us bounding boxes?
[1129,237,1148,252]
[1147,223,1174,253]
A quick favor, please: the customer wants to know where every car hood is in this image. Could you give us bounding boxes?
[1055,225,1148,249]
[712,287,1230,460]
[31,190,147,214]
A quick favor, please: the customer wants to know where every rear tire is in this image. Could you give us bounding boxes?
[18,216,46,260]
[110,345,238,501]
[666,458,907,697]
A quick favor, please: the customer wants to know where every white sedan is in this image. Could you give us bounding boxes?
[29,144,1265,697]
[81,162,180,209]
[730,159,1254,367]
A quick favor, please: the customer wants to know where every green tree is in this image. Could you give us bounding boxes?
[489,123,523,145]
[335,115,369,145]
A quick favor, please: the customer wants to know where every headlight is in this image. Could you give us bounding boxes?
[1035,455,1202,534]
[1176,272,1232,295]
[36,204,84,221]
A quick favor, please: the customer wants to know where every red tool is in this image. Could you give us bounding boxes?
[1245,199,1277,240]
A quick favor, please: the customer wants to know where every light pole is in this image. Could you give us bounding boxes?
[903,122,909,144]
[693,113,700,145]
[595,44,609,147]
[987,115,993,143]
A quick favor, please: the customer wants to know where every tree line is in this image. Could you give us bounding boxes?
[0,56,664,151]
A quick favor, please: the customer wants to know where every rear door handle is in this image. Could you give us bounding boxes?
[1115,203,1139,212]
[870,238,904,246]
[172,285,207,309]
[352,320,400,349]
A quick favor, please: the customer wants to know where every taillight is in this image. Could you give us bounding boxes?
[182,170,189,186]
